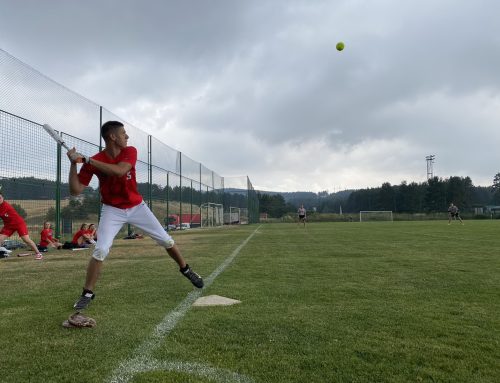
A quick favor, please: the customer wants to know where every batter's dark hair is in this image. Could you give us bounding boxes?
[101,121,124,140]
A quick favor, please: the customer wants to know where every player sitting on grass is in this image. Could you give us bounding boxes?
[0,190,44,260]
[87,223,97,242]
[67,120,203,313]
[39,221,63,251]
[72,223,96,247]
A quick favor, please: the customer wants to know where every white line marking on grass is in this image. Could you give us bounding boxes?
[107,226,261,383]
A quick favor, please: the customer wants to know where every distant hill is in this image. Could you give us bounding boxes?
[257,189,353,209]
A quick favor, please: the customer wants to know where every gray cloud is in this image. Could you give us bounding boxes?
[1,0,499,191]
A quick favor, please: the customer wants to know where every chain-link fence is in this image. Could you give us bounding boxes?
[0,48,258,244]
[223,176,260,225]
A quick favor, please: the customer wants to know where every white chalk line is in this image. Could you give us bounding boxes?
[107,226,261,383]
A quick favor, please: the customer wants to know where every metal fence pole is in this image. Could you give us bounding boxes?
[166,172,170,227]
[98,106,102,223]
[55,143,62,238]
[222,177,225,214]
[248,176,252,223]
[179,153,182,227]
[199,163,202,215]
[148,135,152,208]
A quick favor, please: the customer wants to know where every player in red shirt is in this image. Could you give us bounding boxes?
[87,223,97,242]
[67,121,203,313]
[0,191,44,260]
[39,221,63,250]
[71,223,95,247]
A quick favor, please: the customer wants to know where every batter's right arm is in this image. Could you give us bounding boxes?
[68,160,86,196]
[66,147,87,196]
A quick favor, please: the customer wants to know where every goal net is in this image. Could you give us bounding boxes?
[239,208,249,224]
[224,206,241,225]
[200,203,224,228]
[359,211,393,222]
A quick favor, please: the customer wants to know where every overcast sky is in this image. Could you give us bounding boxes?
[1,0,499,192]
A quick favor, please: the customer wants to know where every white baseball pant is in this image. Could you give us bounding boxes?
[92,201,175,261]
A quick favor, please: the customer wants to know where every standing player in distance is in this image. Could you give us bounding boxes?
[297,204,307,226]
[39,221,63,251]
[0,190,44,260]
[67,120,203,312]
[448,203,464,225]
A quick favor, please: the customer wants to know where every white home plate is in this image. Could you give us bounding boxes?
[193,295,241,307]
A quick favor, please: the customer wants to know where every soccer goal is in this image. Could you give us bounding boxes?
[224,207,241,225]
[359,211,393,222]
[200,203,224,228]
[239,208,249,224]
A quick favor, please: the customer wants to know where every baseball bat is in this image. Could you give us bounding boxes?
[42,124,70,151]
[43,124,87,163]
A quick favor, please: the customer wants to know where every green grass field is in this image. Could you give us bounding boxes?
[1,221,499,383]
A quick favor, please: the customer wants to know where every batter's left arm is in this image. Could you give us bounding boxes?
[88,158,132,177]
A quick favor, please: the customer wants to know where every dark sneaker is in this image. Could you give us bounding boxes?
[181,265,204,288]
[73,290,95,311]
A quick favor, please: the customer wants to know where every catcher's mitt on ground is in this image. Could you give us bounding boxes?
[62,312,97,328]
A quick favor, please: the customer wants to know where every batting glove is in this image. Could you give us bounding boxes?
[70,152,90,164]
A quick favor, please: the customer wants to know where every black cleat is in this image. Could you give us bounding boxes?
[73,290,95,311]
[181,265,204,288]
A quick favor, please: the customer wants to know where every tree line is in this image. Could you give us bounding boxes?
[3,173,500,219]
[342,176,494,213]
[258,174,500,218]
[0,176,250,221]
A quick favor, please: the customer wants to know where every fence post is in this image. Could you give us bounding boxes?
[199,163,202,209]
[206,185,209,224]
[99,106,103,151]
[148,135,152,208]
[247,176,251,223]
[179,153,182,226]
[166,172,170,227]
[190,180,193,225]
[98,106,102,223]
[55,142,62,238]
[222,177,225,215]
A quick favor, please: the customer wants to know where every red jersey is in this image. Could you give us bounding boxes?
[0,200,28,236]
[77,146,143,209]
[0,200,24,225]
[72,229,87,244]
[40,228,54,247]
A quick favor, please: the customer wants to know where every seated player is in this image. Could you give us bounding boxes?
[39,221,63,251]
[72,223,96,247]
[87,223,97,242]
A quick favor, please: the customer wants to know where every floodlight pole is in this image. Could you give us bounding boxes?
[426,155,435,180]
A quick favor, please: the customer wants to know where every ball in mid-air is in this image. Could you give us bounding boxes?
[336,42,345,51]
